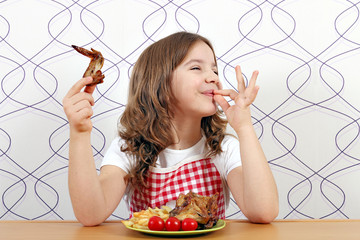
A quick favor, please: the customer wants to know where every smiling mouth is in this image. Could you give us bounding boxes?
[202,89,214,97]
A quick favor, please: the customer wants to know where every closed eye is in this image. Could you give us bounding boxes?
[191,67,200,70]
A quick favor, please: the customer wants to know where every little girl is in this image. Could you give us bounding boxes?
[63,32,278,226]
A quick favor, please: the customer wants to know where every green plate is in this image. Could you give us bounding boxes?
[124,219,226,236]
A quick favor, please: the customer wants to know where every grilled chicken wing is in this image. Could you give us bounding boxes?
[169,191,219,229]
[72,45,105,86]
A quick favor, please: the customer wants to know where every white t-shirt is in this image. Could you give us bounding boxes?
[101,134,242,211]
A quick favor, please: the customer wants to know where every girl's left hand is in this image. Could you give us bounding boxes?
[213,65,260,131]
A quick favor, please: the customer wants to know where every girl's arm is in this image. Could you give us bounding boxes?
[63,77,126,226]
[214,66,278,223]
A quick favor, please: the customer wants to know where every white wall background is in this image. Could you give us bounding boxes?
[1,0,360,221]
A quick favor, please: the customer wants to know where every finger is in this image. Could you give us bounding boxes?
[68,91,95,107]
[84,83,97,95]
[65,77,93,99]
[235,65,245,93]
[249,85,260,103]
[73,99,93,113]
[214,89,238,100]
[248,70,259,91]
[78,107,93,119]
[245,71,260,104]
[214,94,230,112]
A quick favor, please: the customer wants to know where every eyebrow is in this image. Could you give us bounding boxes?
[184,59,217,68]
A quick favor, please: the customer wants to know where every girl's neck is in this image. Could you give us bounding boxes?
[168,117,202,150]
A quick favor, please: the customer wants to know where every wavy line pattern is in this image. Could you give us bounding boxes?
[0,0,359,220]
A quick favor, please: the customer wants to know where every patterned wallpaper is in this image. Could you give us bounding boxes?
[1,0,359,221]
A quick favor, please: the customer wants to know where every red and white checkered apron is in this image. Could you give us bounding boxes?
[129,157,225,219]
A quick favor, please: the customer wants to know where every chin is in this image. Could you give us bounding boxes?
[201,105,217,117]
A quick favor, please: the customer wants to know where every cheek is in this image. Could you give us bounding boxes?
[171,82,184,96]
[171,84,190,105]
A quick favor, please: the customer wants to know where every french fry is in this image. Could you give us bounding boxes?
[121,206,172,230]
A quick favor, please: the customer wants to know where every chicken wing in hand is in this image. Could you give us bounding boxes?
[72,45,105,86]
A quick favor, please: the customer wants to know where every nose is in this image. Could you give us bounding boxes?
[205,70,219,85]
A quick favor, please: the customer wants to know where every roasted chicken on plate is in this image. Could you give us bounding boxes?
[169,191,219,229]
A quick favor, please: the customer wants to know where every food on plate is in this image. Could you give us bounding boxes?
[121,206,171,230]
[71,45,105,86]
[169,191,219,229]
[181,218,198,231]
[122,191,219,231]
[165,217,181,231]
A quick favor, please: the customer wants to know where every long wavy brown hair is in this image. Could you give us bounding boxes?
[118,32,227,190]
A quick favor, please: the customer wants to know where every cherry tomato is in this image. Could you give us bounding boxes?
[165,217,181,231]
[148,216,165,231]
[181,218,198,231]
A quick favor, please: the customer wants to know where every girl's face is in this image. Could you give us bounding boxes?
[171,41,221,119]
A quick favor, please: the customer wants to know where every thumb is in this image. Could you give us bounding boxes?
[83,78,97,95]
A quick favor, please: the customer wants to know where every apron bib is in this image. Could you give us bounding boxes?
[129,157,225,219]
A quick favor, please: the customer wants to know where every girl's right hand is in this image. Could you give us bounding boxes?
[63,77,96,133]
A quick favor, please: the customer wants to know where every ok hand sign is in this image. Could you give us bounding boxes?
[214,66,260,131]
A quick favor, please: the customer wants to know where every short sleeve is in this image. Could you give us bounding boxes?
[101,137,131,174]
[222,135,242,175]
[212,135,241,178]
